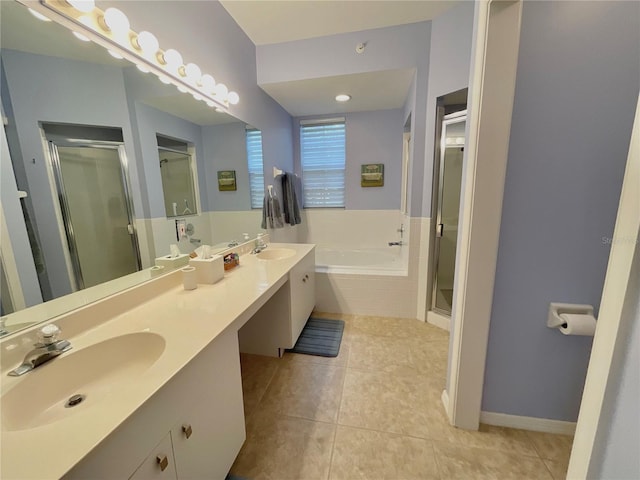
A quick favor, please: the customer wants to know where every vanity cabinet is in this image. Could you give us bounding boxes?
[238,248,316,356]
[64,330,245,480]
[288,249,316,348]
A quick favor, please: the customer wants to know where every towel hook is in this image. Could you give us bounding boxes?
[273,167,283,178]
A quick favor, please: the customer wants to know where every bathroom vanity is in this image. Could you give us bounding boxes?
[0,243,315,479]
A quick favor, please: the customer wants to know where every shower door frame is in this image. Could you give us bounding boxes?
[431,110,467,316]
[48,139,142,290]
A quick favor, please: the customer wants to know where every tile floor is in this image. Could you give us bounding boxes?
[230,313,573,480]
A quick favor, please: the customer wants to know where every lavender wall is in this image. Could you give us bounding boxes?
[482,1,640,421]
[293,109,404,210]
[421,1,474,215]
[258,22,430,216]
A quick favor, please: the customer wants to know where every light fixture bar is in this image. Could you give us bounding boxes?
[21,0,237,111]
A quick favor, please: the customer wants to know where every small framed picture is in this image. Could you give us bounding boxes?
[217,170,237,191]
[361,163,384,187]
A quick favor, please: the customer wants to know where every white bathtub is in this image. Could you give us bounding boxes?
[315,246,408,276]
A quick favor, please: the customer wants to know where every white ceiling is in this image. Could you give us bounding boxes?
[261,69,415,117]
[221,1,459,116]
[220,0,459,45]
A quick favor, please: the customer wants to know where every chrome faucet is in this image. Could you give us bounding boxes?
[251,234,268,254]
[8,324,71,376]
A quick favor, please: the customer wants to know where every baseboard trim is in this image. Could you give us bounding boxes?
[480,411,576,435]
[427,310,451,331]
[441,389,450,420]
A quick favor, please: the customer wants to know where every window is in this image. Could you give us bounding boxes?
[300,119,345,208]
[246,128,264,209]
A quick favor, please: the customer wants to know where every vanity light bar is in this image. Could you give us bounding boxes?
[23,0,239,110]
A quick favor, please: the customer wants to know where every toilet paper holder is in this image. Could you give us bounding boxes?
[547,302,595,329]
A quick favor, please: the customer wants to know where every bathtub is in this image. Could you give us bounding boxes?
[315,246,408,276]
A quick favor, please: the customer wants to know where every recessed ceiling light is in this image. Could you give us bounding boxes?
[335,94,351,102]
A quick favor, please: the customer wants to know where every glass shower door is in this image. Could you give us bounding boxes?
[432,113,466,315]
[51,143,140,289]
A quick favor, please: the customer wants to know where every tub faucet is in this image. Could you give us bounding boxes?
[8,324,71,376]
[388,241,404,246]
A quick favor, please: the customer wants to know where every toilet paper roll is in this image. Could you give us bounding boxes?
[181,266,198,291]
[559,313,596,336]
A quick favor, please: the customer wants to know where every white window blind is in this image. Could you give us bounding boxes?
[300,120,345,208]
[246,129,264,209]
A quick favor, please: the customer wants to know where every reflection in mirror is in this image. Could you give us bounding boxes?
[0,0,265,337]
[157,135,198,218]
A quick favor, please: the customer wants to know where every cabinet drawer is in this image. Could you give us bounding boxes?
[129,434,177,480]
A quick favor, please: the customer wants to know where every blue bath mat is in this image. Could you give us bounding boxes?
[286,317,345,357]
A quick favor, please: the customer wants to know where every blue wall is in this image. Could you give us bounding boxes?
[293,109,404,210]
[482,1,640,420]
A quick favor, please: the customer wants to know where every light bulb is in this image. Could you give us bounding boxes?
[215,83,228,97]
[102,8,130,36]
[29,8,51,21]
[215,108,224,113]
[159,76,172,85]
[66,0,95,13]
[133,31,159,56]
[206,100,216,108]
[136,64,150,73]
[108,50,124,59]
[161,49,183,69]
[72,31,91,42]
[177,85,188,93]
[184,63,201,82]
[227,92,240,105]
[72,16,92,42]
[200,74,215,92]
[192,93,203,101]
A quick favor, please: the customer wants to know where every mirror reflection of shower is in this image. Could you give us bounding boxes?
[431,88,468,317]
[157,135,198,217]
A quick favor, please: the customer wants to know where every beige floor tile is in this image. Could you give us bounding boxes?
[433,441,554,480]
[260,361,346,423]
[347,333,416,374]
[408,337,449,380]
[451,424,540,457]
[351,315,449,342]
[543,457,570,480]
[231,413,335,480]
[338,368,445,439]
[526,431,574,462]
[239,353,281,418]
[330,425,440,480]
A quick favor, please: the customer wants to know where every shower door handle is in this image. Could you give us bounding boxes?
[436,223,444,238]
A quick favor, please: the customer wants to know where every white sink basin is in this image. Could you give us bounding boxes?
[2,332,165,431]
[256,248,296,261]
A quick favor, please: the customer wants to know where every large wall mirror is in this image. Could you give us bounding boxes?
[0,0,266,337]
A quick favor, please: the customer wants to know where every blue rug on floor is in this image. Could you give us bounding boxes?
[285,317,345,357]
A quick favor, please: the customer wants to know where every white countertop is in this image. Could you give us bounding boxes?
[0,243,315,480]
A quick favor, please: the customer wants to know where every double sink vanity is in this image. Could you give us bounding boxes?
[0,242,316,479]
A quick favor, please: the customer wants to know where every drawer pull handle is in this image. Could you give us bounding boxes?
[182,424,193,439]
[157,454,169,471]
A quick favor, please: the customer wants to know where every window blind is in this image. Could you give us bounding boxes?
[300,120,345,208]
[246,129,264,209]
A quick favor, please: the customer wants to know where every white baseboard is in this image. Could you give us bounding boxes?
[480,411,576,435]
[427,310,451,332]
[441,389,450,420]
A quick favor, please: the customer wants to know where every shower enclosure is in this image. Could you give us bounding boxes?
[432,110,466,315]
[48,140,141,290]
